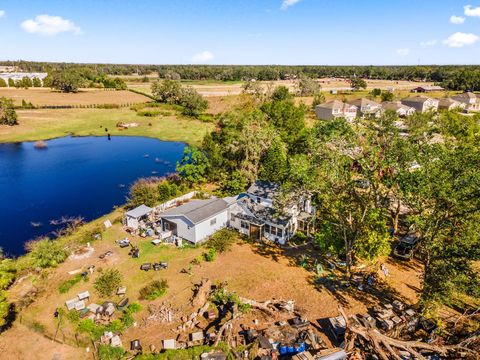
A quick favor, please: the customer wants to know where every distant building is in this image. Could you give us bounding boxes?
[315,100,357,121]
[411,85,444,93]
[437,98,466,111]
[451,92,480,112]
[401,96,439,113]
[347,98,382,117]
[0,72,48,86]
[381,101,416,117]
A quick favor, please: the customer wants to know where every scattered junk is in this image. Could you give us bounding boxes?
[77,291,90,301]
[163,339,176,350]
[151,238,162,246]
[99,250,113,259]
[117,298,129,311]
[34,140,48,149]
[110,335,122,347]
[103,301,117,317]
[315,349,347,360]
[200,351,228,360]
[103,219,112,229]
[87,303,102,315]
[130,339,142,351]
[116,286,127,296]
[101,331,123,348]
[143,302,175,326]
[116,238,130,248]
[117,122,139,129]
[327,315,346,343]
[140,263,152,271]
[129,245,140,258]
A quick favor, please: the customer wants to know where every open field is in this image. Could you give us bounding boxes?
[0,211,423,359]
[0,107,213,145]
[0,88,150,106]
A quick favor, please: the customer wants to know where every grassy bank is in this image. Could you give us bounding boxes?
[0,107,214,146]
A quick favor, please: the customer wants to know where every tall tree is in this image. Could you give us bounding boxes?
[0,97,18,126]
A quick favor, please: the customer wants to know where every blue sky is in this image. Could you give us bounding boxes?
[1,0,480,65]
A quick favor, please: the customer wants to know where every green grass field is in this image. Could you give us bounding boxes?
[0,107,214,146]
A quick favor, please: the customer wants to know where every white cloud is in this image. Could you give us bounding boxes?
[0,10,5,18]
[443,32,479,47]
[396,48,410,56]
[464,5,480,17]
[191,50,214,63]
[450,15,465,24]
[420,40,437,47]
[21,15,82,36]
[281,0,301,10]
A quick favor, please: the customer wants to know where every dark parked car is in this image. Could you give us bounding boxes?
[393,234,419,260]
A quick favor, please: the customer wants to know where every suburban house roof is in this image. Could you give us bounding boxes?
[247,180,280,200]
[452,92,478,101]
[438,98,462,108]
[237,196,290,226]
[401,96,437,104]
[125,204,153,219]
[381,101,413,112]
[316,100,357,110]
[160,198,228,224]
[348,98,381,108]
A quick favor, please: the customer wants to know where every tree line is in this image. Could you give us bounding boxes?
[4,61,480,90]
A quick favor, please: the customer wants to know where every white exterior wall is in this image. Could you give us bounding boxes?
[126,216,139,229]
[193,210,229,243]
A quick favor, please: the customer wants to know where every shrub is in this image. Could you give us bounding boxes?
[137,109,161,117]
[203,248,217,262]
[139,279,168,300]
[26,237,68,269]
[0,97,18,126]
[98,345,125,360]
[94,269,122,297]
[58,273,86,294]
[205,229,237,253]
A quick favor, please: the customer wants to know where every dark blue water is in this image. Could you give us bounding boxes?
[0,136,185,256]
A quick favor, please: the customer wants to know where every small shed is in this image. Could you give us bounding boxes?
[104,303,116,316]
[117,287,127,295]
[190,331,204,342]
[65,298,77,311]
[163,339,176,350]
[78,291,90,301]
[111,335,123,347]
[130,339,142,351]
[87,303,101,314]
[125,205,153,230]
[75,300,86,311]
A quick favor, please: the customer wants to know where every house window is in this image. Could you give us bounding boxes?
[270,226,277,236]
[164,222,170,231]
[210,218,217,226]
[264,224,270,234]
[241,221,249,229]
[256,197,261,203]
[277,228,283,237]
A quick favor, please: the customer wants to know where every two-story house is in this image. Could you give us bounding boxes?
[348,98,382,117]
[228,181,315,244]
[315,100,358,121]
[401,96,439,113]
[451,92,480,112]
[381,101,416,117]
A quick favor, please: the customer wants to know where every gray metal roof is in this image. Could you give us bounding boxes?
[160,198,228,224]
[247,180,280,200]
[125,204,153,218]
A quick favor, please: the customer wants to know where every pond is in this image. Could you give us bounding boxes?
[0,136,186,256]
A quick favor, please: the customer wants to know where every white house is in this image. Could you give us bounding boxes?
[158,198,230,244]
[315,100,357,121]
[381,101,416,117]
[348,98,382,117]
[229,181,315,245]
[401,96,439,113]
[125,204,154,230]
[451,92,480,112]
[437,98,466,111]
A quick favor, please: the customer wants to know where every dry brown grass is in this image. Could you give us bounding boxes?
[0,88,150,106]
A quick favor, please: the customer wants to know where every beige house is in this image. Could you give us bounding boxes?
[348,98,382,117]
[381,101,416,117]
[401,96,439,113]
[315,100,357,121]
[438,98,466,111]
[451,92,480,112]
